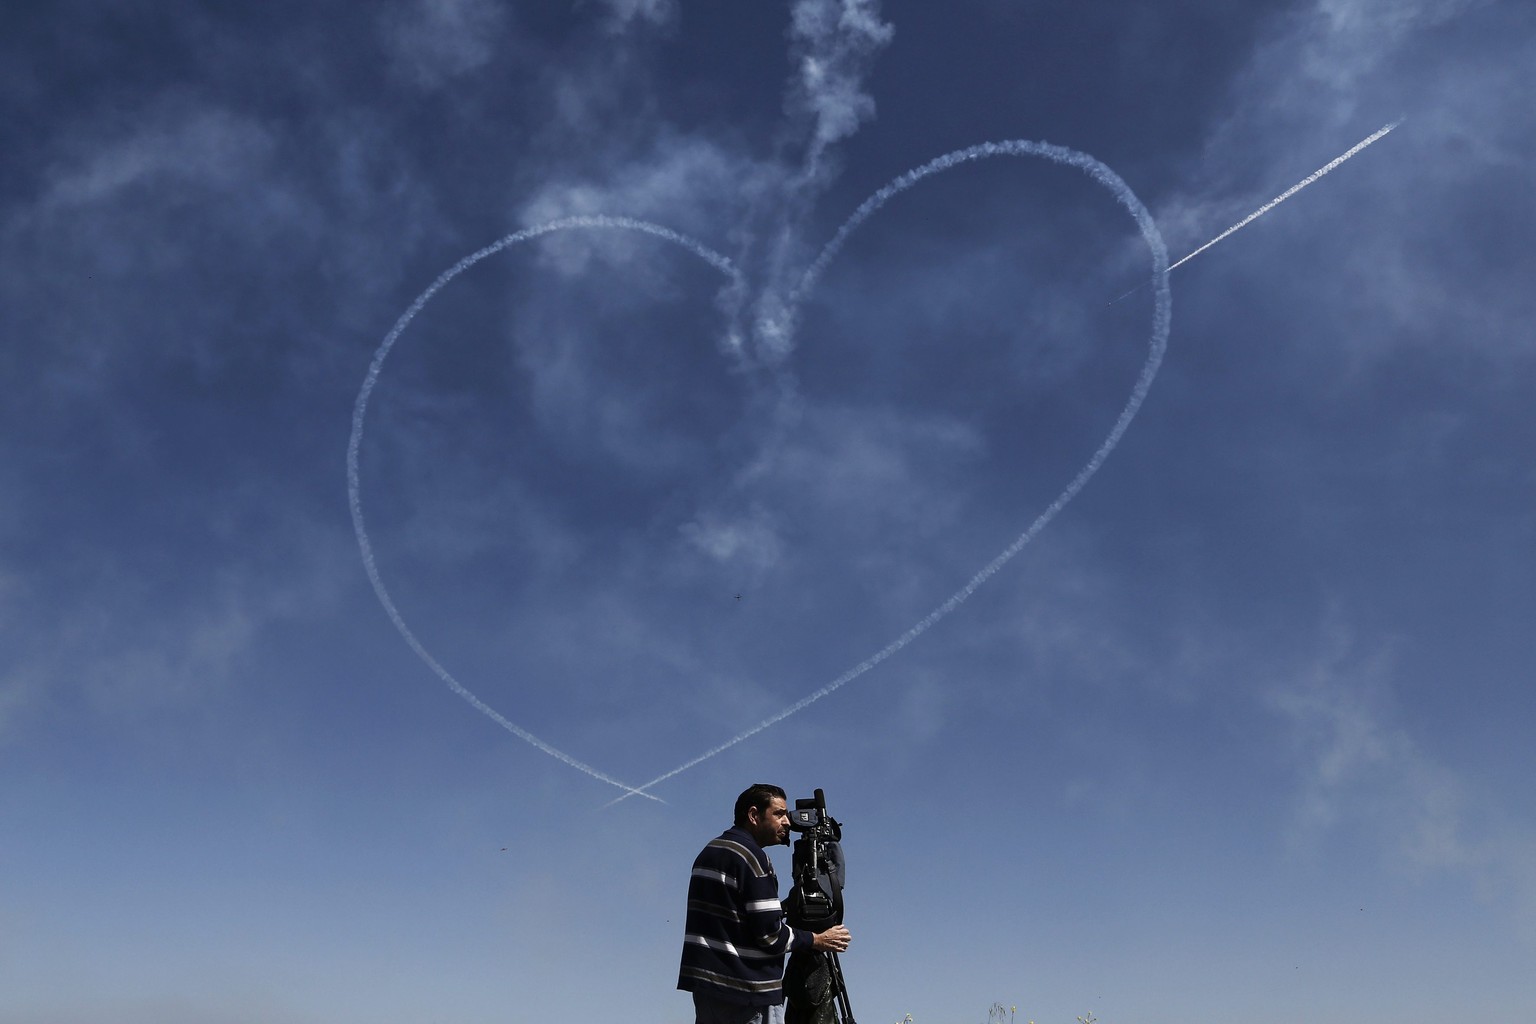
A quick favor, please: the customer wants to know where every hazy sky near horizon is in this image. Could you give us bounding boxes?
[3,1,1533,1022]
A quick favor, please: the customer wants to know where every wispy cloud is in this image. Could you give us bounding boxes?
[0,99,284,394]
[1269,617,1536,932]
[1296,0,1491,98]
[519,134,774,264]
[501,1,897,371]
[0,515,357,745]
[1148,0,1536,383]
[379,0,513,89]
[680,504,785,580]
[0,578,248,741]
[592,0,678,33]
[39,105,275,212]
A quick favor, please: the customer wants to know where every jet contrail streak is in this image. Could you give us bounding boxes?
[608,140,1172,804]
[349,216,745,803]
[1109,120,1401,305]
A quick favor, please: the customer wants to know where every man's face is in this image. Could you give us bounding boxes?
[747,796,792,847]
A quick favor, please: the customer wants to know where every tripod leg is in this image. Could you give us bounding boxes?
[826,951,855,1024]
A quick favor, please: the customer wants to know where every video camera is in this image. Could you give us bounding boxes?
[783,788,855,1023]
[784,788,845,931]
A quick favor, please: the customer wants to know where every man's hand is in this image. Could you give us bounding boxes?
[811,925,851,952]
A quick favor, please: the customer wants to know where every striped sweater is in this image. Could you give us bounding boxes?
[677,826,813,1006]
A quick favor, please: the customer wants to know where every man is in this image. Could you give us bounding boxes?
[679,784,853,1024]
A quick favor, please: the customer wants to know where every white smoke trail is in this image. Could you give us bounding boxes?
[1168,120,1399,273]
[1110,121,1401,304]
[787,0,896,185]
[748,0,895,366]
[348,215,745,802]
[606,141,1173,804]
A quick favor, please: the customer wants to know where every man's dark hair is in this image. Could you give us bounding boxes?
[734,783,786,827]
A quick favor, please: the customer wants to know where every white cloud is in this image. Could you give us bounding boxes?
[1299,0,1490,94]
[680,505,784,579]
[0,518,357,746]
[1151,0,1536,375]
[379,0,511,89]
[1,98,303,396]
[0,581,252,742]
[519,133,770,254]
[0,82,447,417]
[1268,619,1536,930]
[775,402,985,521]
[37,106,275,211]
[506,1,899,377]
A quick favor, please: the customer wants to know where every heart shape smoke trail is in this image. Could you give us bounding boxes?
[348,140,1172,803]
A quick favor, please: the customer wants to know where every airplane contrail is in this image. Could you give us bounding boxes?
[1109,120,1402,305]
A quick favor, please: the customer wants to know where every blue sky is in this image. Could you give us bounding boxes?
[2,1,1533,1022]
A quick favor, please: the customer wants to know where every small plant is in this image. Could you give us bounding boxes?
[967,1002,1091,1024]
